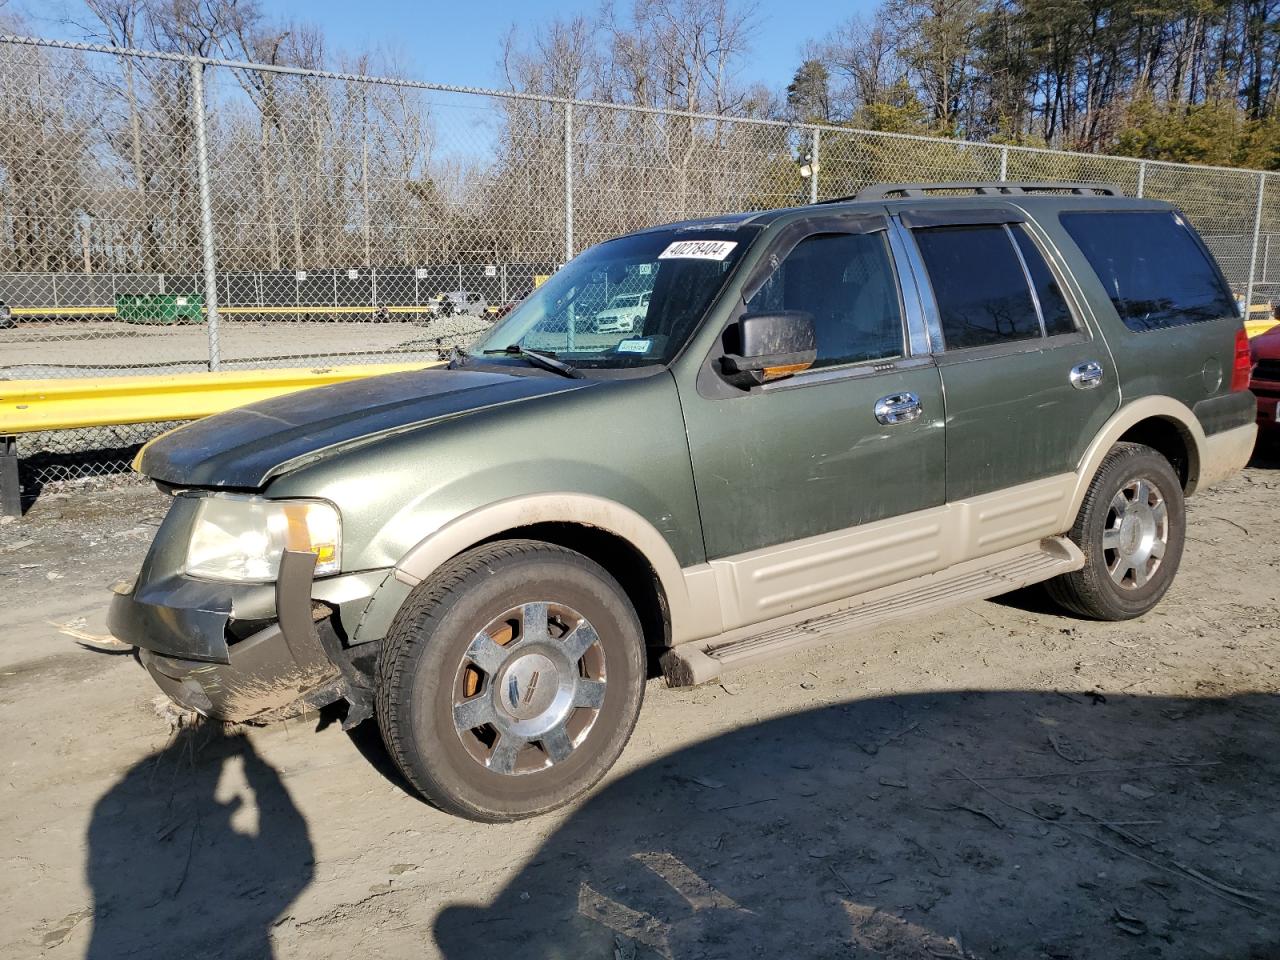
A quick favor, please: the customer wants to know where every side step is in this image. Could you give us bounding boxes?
[662,537,1083,686]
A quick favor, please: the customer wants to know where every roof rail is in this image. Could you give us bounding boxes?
[821,181,1125,203]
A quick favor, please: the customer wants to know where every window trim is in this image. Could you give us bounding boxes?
[932,329,1091,367]
[885,219,935,356]
[898,206,1027,229]
[1006,221,1084,338]
[761,354,935,393]
[1005,223,1048,339]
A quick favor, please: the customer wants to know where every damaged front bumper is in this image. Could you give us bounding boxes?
[109,549,380,725]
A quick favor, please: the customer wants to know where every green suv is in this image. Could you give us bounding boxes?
[109,182,1257,821]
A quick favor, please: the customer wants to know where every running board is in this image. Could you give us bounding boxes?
[661,537,1083,687]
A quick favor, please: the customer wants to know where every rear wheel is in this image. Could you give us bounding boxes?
[376,540,645,821]
[1046,442,1185,620]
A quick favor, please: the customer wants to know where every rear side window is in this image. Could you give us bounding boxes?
[1060,210,1236,332]
[915,225,1041,348]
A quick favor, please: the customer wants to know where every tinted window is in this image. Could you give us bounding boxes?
[1060,210,1236,332]
[748,232,903,369]
[915,225,1041,348]
[1012,226,1076,336]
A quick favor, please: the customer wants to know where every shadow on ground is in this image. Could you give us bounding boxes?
[84,722,313,960]
[1248,434,1280,470]
[436,689,1280,960]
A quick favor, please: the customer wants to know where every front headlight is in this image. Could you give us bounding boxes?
[184,495,341,582]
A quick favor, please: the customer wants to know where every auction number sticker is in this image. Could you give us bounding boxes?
[658,240,738,261]
[616,338,652,353]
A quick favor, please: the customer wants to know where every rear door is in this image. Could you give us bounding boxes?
[1057,208,1245,414]
[898,207,1121,501]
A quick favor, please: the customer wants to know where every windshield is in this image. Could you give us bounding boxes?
[472,225,758,369]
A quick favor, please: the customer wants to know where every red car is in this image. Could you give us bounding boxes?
[1251,323,1280,435]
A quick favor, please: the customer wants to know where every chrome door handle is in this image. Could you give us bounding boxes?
[874,392,922,425]
[1070,360,1104,389]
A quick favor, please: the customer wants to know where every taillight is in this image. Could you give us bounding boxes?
[1231,327,1252,392]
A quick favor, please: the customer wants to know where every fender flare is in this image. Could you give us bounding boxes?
[1068,396,1205,523]
[374,493,714,643]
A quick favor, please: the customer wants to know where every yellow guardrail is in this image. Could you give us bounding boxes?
[0,361,441,433]
[12,305,117,317]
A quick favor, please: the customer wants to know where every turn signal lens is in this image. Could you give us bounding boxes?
[761,361,814,382]
[1231,327,1252,392]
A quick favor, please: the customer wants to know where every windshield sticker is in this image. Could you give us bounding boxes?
[616,338,652,354]
[658,240,738,261]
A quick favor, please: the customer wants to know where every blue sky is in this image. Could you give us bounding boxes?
[28,0,849,95]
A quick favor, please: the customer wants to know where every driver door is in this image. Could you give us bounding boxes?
[679,217,946,628]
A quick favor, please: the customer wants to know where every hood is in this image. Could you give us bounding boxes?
[138,367,592,488]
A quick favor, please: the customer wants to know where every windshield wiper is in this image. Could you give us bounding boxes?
[481,344,582,379]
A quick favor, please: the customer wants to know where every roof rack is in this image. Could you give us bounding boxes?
[821,181,1125,203]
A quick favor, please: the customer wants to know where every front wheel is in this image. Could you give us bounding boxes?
[375,540,645,821]
[1045,442,1186,620]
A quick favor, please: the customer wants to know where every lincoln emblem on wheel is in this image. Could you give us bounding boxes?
[108,183,1257,821]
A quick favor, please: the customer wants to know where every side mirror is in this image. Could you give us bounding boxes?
[720,311,817,386]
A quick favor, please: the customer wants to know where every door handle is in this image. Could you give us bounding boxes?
[1069,360,1104,390]
[874,392,922,425]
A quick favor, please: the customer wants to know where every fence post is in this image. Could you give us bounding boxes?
[189,58,221,370]
[809,127,820,204]
[999,146,1008,182]
[1136,160,1146,198]
[1245,172,1266,316]
[564,103,575,264]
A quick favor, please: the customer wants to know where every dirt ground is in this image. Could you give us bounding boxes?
[1,446,1278,960]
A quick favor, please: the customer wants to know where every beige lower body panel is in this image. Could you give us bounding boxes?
[691,472,1077,634]
[664,536,1084,686]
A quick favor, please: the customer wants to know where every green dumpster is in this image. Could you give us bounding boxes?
[115,293,205,324]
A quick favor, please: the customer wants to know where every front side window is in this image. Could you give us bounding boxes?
[915,224,1042,349]
[473,227,757,369]
[1060,210,1236,332]
[747,231,904,369]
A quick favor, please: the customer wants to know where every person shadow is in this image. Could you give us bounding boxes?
[85,721,313,960]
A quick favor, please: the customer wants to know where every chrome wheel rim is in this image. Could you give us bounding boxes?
[451,601,606,776]
[1102,478,1169,590]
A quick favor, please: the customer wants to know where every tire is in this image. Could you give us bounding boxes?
[1045,442,1186,621]
[375,540,646,821]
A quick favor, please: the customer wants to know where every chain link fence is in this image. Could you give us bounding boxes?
[1,34,1277,489]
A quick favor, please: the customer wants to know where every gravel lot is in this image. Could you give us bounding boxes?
[0,317,490,378]
[0,444,1277,960]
